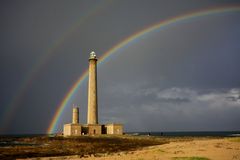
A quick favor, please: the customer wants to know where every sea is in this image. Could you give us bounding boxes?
[127,131,240,137]
[1,131,240,138]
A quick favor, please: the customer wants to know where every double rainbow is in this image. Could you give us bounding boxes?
[47,5,240,134]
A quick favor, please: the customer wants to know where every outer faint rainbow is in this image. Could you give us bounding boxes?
[47,5,240,134]
[0,1,113,133]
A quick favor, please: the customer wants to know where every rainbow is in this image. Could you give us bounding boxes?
[48,5,240,134]
[0,1,113,133]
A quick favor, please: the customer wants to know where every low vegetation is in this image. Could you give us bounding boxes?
[172,157,210,160]
[226,137,240,142]
[0,135,166,160]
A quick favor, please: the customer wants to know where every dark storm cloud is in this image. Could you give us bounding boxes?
[100,86,240,131]
[0,0,240,134]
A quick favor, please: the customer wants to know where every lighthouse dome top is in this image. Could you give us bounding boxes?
[89,51,97,59]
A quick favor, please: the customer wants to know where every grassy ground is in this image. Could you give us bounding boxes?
[0,135,168,160]
[226,137,240,142]
[172,157,210,160]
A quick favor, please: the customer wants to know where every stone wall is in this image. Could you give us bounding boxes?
[63,123,82,136]
[105,124,123,135]
[87,124,102,135]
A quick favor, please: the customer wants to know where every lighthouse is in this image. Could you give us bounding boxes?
[63,51,123,136]
[87,51,98,124]
[85,51,102,135]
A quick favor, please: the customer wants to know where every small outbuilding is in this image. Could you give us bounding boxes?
[104,123,123,135]
[63,123,82,136]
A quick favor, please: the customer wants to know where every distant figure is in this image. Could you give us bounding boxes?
[148,132,151,136]
[160,132,163,136]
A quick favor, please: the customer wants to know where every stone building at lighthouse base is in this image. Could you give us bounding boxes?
[63,123,82,136]
[63,110,123,136]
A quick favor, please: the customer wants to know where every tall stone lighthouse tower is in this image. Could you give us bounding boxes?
[87,51,98,124]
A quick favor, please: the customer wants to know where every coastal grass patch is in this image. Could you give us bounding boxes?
[226,137,240,142]
[172,157,210,160]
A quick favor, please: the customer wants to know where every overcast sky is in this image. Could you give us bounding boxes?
[0,0,240,134]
